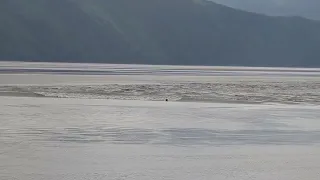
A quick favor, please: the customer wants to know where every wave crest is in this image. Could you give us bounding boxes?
[1,82,320,104]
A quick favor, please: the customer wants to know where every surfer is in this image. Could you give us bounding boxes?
[165,99,168,102]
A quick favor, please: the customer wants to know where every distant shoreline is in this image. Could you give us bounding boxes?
[1,61,320,72]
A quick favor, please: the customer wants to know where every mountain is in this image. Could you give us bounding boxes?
[1,0,320,67]
[211,0,320,20]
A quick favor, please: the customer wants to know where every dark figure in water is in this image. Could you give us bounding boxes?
[165,99,168,102]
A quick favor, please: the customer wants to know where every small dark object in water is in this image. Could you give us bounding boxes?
[165,99,168,102]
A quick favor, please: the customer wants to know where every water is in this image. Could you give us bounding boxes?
[1,62,320,180]
[1,62,320,104]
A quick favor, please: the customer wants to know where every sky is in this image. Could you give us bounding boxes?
[210,0,320,20]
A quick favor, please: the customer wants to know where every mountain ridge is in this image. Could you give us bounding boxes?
[1,0,320,67]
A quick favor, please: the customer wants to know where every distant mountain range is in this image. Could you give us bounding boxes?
[211,0,320,20]
[1,0,320,67]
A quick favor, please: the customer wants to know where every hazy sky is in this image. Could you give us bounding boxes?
[210,0,320,20]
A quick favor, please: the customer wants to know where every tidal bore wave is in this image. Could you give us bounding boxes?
[1,82,319,104]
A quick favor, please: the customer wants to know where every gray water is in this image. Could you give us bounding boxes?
[1,62,320,105]
[1,62,320,180]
